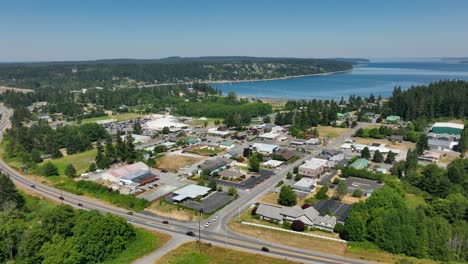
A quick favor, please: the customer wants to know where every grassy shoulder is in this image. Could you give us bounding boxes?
[229,207,437,264]
[81,112,145,123]
[103,229,171,264]
[157,241,296,264]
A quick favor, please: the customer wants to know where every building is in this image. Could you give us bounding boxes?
[428,139,455,151]
[218,141,235,149]
[262,159,284,168]
[145,115,186,131]
[313,200,353,224]
[386,115,401,122]
[431,122,464,135]
[292,178,317,193]
[418,151,441,163]
[207,127,231,137]
[199,158,232,174]
[258,132,281,141]
[349,158,370,170]
[275,149,295,161]
[305,138,320,145]
[252,143,279,154]
[388,135,404,143]
[218,167,244,178]
[120,134,151,144]
[101,162,151,183]
[298,158,328,178]
[187,137,201,145]
[120,170,158,186]
[255,203,337,231]
[172,184,211,202]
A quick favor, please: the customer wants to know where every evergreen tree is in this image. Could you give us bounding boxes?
[385,150,396,164]
[0,174,25,209]
[361,147,371,159]
[42,162,58,176]
[87,163,97,172]
[31,149,43,163]
[248,153,260,172]
[132,120,142,134]
[64,164,77,178]
[337,181,348,198]
[115,131,126,161]
[416,134,429,155]
[124,133,136,163]
[278,185,297,206]
[104,137,116,163]
[373,150,384,163]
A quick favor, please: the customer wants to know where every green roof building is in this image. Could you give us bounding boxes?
[350,158,370,170]
[187,137,200,145]
[431,122,464,135]
[386,115,401,122]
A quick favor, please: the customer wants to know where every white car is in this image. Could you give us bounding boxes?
[204,222,210,228]
[212,216,219,222]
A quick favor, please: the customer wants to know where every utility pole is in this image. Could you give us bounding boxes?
[198,208,203,253]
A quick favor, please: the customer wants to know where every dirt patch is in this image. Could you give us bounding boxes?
[352,137,414,151]
[315,126,351,139]
[157,155,203,172]
[146,200,199,221]
[0,86,34,93]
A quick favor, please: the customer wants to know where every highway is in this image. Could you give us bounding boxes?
[0,104,371,264]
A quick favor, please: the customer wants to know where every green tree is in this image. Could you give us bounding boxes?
[0,174,25,209]
[315,185,329,200]
[87,163,97,172]
[64,164,77,178]
[416,134,429,155]
[248,153,260,172]
[294,174,303,181]
[344,212,366,241]
[373,150,384,163]
[228,187,237,196]
[104,137,116,163]
[208,180,217,190]
[161,126,170,134]
[263,115,271,124]
[352,189,363,198]
[337,180,348,198]
[31,149,43,163]
[361,147,371,159]
[286,172,293,179]
[385,150,396,164]
[132,121,142,134]
[278,185,297,206]
[42,162,58,176]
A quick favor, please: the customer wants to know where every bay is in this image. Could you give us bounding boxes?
[212,60,468,100]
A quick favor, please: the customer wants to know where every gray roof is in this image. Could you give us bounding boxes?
[218,169,244,178]
[172,184,211,202]
[200,158,230,171]
[428,139,452,148]
[256,203,334,228]
[256,204,282,221]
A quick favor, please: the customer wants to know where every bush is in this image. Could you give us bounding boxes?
[286,172,293,179]
[315,185,329,200]
[276,180,284,187]
[291,220,305,232]
[352,189,363,198]
[293,166,299,174]
[282,221,292,229]
[301,203,311,209]
[251,206,258,215]
[304,197,317,205]
[294,174,303,181]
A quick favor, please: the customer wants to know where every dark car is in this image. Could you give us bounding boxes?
[77,203,83,207]
[261,247,270,252]
[161,169,168,173]
[127,212,134,215]
[59,196,64,201]
[162,220,169,224]
[30,184,36,189]
[186,230,196,237]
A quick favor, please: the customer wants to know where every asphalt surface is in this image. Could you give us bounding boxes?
[0,104,372,264]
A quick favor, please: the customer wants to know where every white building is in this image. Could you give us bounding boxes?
[293,178,317,193]
[101,162,150,183]
[120,134,151,144]
[252,143,279,154]
[258,132,281,141]
[299,158,328,178]
[207,127,231,137]
[172,184,211,202]
[262,160,284,168]
[145,114,186,131]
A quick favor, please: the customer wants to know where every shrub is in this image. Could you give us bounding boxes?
[352,189,363,198]
[291,220,305,232]
[251,206,258,215]
[294,174,303,181]
[301,203,311,209]
[315,185,329,200]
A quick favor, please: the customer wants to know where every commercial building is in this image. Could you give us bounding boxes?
[101,162,156,186]
[275,149,295,161]
[298,158,328,178]
[262,159,284,168]
[292,178,317,193]
[172,184,211,202]
[145,114,186,131]
[199,158,232,174]
[218,141,235,149]
[431,122,464,135]
[258,132,281,141]
[252,143,279,154]
[120,134,151,144]
[349,158,370,170]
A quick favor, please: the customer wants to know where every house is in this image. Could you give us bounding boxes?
[290,140,305,146]
[121,134,151,144]
[218,167,244,178]
[258,132,281,141]
[388,135,404,143]
[207,127,231,137]
[418,151,440,163]
[199,158,232,174]
[349,158,370,170]
[252,143,279,154]
[171,184,211,202]
[431,122,464,135]
[262,160,284,168]
[218,141,235,149]
[255,203,337,231]
[313,200,353,224]
[292,178,317,193]
[386,115,401,123]
[187,137,201,145]
[223,149,240,159]
[232,132,247,140]
[428,139,456,151]
[275,149,295,161]
[298,158,328,178]
[305,138,320,145]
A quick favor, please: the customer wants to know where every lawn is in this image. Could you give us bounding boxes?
[49,148,97,175]
[315,126,351,139]
[405,193,426,209]
[187,146,224,156]
[158,241,297,264]
[82,113,145,123]
[352,137,414,151]
[103,229,171,264]
[157,154,204,172]
[185,117,223,128]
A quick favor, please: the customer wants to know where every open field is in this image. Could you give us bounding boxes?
[146,199,200,221]
[157,154,204,171]
[230,209,437,264]
[103,229,171,264]
[186,145,224,156]
[437,152,460,167]
[185,117,223,127]
[353,137,414,151]
[315,126,351,139]
[50,148,97,175]
[157,241,297,264]
[82,112,145,123]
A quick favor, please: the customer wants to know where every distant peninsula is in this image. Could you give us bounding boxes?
[0,56,353,90]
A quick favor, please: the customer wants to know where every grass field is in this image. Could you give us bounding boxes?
[49,148,97,175]
[103,229,171,264]
[315,126,351,139]
[187,146,224,156]
[157,154,204,171]
[405,193,427,209]
[353,137,414,151]
[82,113,145,123]
[158,241,297,264]
[185,117,223,128]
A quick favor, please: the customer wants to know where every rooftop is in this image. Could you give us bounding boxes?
[350,158,370,170]
[172,184,211,202]
[300,158,328,170]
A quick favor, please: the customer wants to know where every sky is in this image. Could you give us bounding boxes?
[1,0,468,61]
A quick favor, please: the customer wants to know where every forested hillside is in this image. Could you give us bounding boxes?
[0,57,352,90]
[386,80,468,120]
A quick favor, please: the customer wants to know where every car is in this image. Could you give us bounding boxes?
[186,230,196,237]
[162,220,169,224]
[59,196,64,201]
[148,185,153,188]
[261,247,270,252]
[127,212,134,215]
[77,203,83,207]
[30,184,36,189]
[129,219,135,222]
[212,216,219,222]
[161,169,168,173]
[204,222,210,228]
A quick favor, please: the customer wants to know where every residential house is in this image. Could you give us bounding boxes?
[275,149,295,161]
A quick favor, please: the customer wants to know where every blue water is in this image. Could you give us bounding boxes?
[213,60,468,100]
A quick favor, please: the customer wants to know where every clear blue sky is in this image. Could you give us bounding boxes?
[1,0,468,61]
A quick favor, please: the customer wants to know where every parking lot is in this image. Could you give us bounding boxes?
[343,177,383,195]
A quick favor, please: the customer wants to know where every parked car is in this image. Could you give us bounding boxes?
[186,229,196,237]
[77,203,83,207]
[127,212,134,215]
[59,196,64,201]
[261,247,270,252]
[30,184,36,189]
[162,220,169,224]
